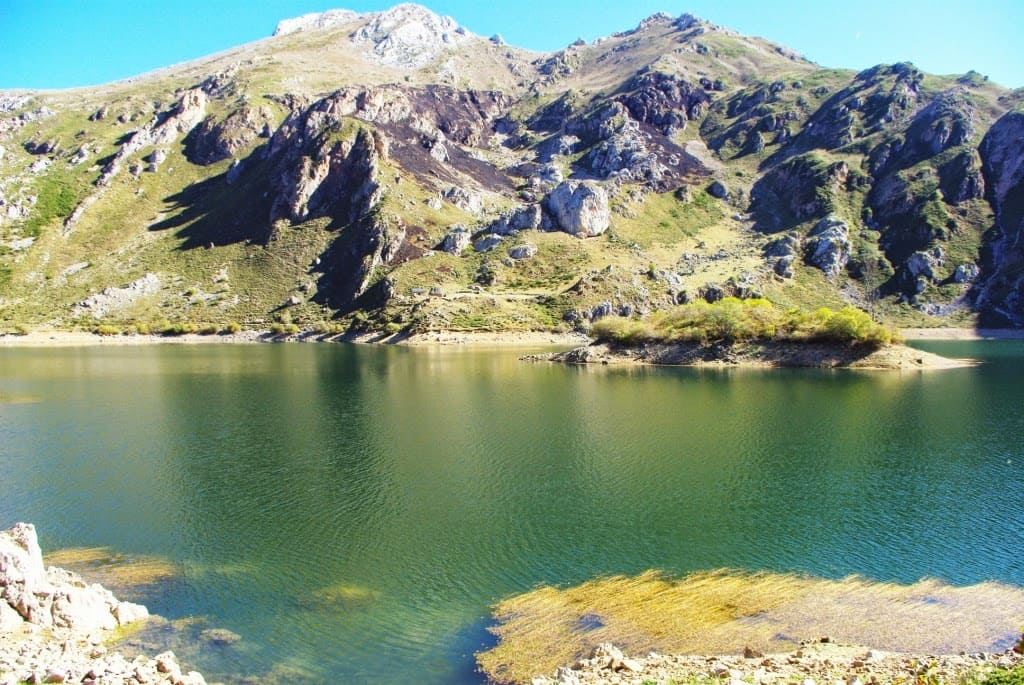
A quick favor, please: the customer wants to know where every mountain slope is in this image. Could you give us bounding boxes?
[1,4,1022,335]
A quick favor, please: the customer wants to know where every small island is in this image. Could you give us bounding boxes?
[534,298,973,370]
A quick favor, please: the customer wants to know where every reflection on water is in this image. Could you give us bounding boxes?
[1,341,1023,683]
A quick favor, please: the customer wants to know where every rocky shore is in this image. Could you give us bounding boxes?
[532,340,975,370]
[0,523,205,685]
[532,640,1024,685]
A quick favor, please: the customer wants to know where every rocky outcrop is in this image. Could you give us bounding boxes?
[0,523,206,685]
[274,5,474,69]
[803,215,850,279]
[977,108,1024,324]
[488,204,544,235]
[184,106,273,165]
[0,523,146,630]
[273,9,359,35]
[752,155,850,230]
[314,212,409,311]
[269,126,381,225]
[102,89,209,185]
[543,182,610,237]
[616,71,711,135]
[349,4,473,69]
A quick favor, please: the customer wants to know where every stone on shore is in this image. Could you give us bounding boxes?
[0,523,205,685]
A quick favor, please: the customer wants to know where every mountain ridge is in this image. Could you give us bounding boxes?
[1,4,1022,335]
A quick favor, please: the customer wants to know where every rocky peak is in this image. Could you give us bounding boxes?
[274,4,473,69]
[351,3,473,68]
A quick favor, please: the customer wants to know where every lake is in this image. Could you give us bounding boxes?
[1,340,1022,683]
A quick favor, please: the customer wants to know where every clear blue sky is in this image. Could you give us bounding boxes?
[1,0,1021,90]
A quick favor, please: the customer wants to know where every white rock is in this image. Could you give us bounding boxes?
[543,181,610,237]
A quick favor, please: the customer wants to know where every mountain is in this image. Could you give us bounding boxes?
[2,3,1023,336]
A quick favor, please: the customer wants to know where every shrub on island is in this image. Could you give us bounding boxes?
[591,298,895,347]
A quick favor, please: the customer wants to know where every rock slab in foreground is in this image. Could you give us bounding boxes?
[0,523,205,685]
[531,640,1024,685]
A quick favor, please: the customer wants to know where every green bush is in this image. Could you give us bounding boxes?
[983,666,1024,685]
[269,322,300,336]
[592,299,895,347]
[223,322,242,334]
[161,322,198,336]
[93,325,122,336]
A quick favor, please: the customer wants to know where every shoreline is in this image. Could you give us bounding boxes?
[899,327,1024,340]
[0,329,589,348]
[1,327,1022,348]
[528,640,1024,685]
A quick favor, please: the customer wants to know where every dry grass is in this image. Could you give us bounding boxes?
[478,569,1024,684]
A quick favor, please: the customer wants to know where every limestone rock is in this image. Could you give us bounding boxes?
[803,215,850,279]
[764,233,800,258]
[473,235,504,252]
[509,243,538,260]
[442,186,483,214]
[775,255,795,279]
[440,226,471,254]
[906,247,945,281]
[543,181,610,237]
[952,263,980,283]
[348,4,474,69]
[489,204,543,235]
[274,9,359,35]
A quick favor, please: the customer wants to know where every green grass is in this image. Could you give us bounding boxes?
[612,190,723,248]
[19,168,91,238]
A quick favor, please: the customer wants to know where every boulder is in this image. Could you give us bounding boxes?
[473,235,504,252]
[906,247,945,281]
[764,233,800,258]
[543,181,610,237]
[442,186,483,214]
[952,263,980,283]
[440,226,471,254]
[775,255,795,279]
[708,180,729,199]
[489,205,543,236]
[508,243,538,260]
[803,215,851,279]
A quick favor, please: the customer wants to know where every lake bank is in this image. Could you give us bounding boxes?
[533,340,975,369]
[0,327,1020,348]
[0,329,587,348]
[527,640,1024,685]
[900,328,1024,340]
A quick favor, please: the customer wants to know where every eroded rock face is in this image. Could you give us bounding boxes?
[543,181,611,237]
[977,109,1024,324]
[617,71,711,135]
[0,523,147,631]
[270,126,381,225]
[803,215,850,279]
[185,106,273,165]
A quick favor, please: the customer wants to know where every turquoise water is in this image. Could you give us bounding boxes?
[1,341,1022,682]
